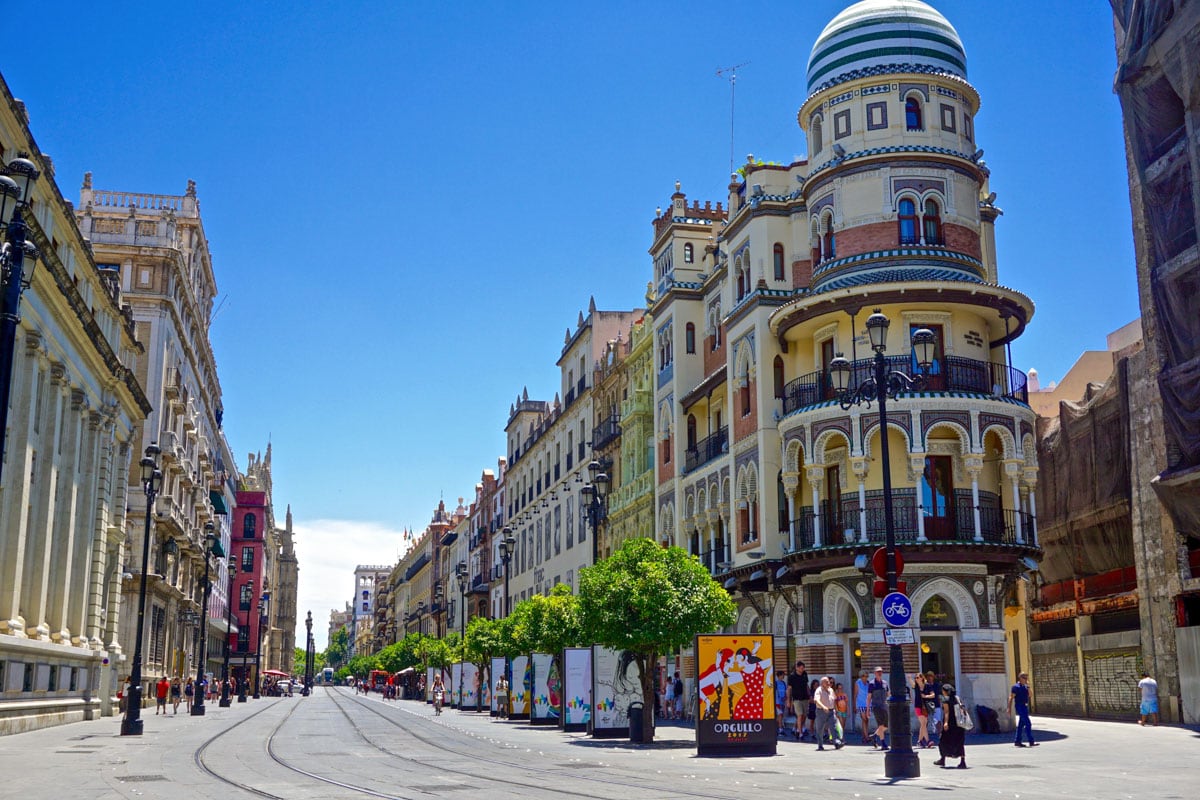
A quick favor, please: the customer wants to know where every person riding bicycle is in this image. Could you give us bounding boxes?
[432,674,445,715]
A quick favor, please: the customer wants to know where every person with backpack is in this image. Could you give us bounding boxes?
[672,672,684,720]
[935,683,968,769]
[868,667,889,750]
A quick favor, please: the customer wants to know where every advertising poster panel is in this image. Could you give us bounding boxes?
[490,657,507,715]
[510,655,531,719]
[425,667,435,703]
[695,634,777,756]
[460,662,479,710]
[452,663,463,707]
[530,653,557,724]
[591,645,641,738]
[562,647,592,732]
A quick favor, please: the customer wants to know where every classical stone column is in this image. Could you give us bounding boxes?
[68,411,106,646]
[965,456,984,542]
[1004,460,1024,544]
[852,458,869,543]
[911,455,928,542]
[0,331,42,635]
[105,442,132,656]
[24,362,68,640]
[1023,468,1039,545]
[48,388,87,645]
[782,471,799,551]
[806,465,824,547]
[86,421,116,649]
[706,512,718,572]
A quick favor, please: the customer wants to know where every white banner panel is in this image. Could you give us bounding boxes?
[531,653,555,721]
[490,657,507,714]
[511,655,530,715]
[563,647,592,727]
[592,646,641,734]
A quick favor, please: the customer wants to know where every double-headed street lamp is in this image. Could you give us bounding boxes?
[121,444,164,736]
[829,310,935,780]
[219,560,239,707]
[498,530,516,616]
[304,610,313,696]
[254,591,271,699]
[192,522,223,716]
[0,155,41,486]
[455,561,468,710]
[580,459,611,563]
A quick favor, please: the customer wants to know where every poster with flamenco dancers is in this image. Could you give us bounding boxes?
[695,634,777,756]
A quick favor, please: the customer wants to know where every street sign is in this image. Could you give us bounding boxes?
[881,591,913,627]
[883,627,915,646]
[872,547,905,578]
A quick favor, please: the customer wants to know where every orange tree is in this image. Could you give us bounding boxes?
[578,537,735,743]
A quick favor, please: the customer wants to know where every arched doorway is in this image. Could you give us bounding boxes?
[918,594,958,685]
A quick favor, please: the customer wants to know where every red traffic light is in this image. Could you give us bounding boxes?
[871,547,905,578]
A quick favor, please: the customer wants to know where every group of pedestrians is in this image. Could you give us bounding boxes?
[151,676,204,714]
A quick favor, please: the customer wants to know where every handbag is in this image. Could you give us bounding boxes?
[954,701,974,731]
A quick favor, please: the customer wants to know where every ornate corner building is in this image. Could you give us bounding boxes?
[651,0,1041,715]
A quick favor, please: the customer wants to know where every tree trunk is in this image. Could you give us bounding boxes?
[636,652,657,743]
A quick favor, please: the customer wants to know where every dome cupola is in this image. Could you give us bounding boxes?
[806,0,967,94]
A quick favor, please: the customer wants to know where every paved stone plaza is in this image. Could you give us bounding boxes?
[0,687,1196,799]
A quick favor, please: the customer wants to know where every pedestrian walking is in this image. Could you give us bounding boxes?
[834,682,849,737]
[774,671,788,732]
[934,683,967,769]
[1137,672,1159,726]
[813,676,844,750]
[496,674,510,718]
[170,678,182,714]
[914,672,936,748]
[787,661,810,740]
[924,671,942,744]
[664,672,675,719]
[853,670,871,743]
[1007,672,1037,746]
[868,666,889,750]
[672,672,684,720]
[155,676,170,715]
[184,678,195,712]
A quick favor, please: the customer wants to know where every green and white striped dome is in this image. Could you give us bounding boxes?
[807,0,967,93]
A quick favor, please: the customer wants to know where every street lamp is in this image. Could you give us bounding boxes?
[192,522,223,716]
[303,610,313,696]
[121,444,164,736]
[455,561,468,710]
[498,528,516,616]
[219,560,238,707]
[0,155,41,486]
[434,585,445,638]
[254,590,271,699]
[238,578,253,703]
[829,310,933,780]
[417,600,426,636]
[581,458,610,563]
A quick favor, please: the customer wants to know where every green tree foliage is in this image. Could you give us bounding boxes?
[377,633,426,674]
[528,584,584,655]
[292,647,327,677]
[578,537,736,743]
[344,653,380,678]
[325,626,349,668]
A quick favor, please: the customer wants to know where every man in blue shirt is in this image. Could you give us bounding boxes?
[1007,672,1037,747]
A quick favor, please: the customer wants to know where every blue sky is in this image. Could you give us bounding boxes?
[7,2,1136,646]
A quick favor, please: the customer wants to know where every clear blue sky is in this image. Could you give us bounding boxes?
[7,1,1136,646]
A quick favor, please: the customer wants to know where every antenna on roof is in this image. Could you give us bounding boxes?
[716,62,751,178]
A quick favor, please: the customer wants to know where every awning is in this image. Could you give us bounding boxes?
[394,667,416,677]
[263,669,289,677]
[210,490,229,515]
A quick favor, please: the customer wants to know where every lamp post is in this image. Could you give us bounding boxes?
[238,578,253,703]
[0,156,41,485]
[219,560,238,707]
[434,585,445,638]
[498,529,516,616]
[455,562,468,710]
[121,444,164,736]
[303,610,313,696]
[580,459,611,564]
[829,310,934,780]
[191,522,222,716]
[417,600,426,636]
[254,591,271,699]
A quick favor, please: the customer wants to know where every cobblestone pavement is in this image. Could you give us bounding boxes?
[0,687,1196,799]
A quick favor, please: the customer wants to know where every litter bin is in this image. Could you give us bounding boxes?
[628,700,645,743]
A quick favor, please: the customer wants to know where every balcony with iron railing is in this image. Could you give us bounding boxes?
[782,354,1028,415]
[684,426,728,473]
[787,489,1036,551]
[592,414,622,450]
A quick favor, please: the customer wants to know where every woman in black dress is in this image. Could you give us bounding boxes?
[934,683,967,769]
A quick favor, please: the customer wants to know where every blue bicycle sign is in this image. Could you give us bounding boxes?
[881,592,913,627]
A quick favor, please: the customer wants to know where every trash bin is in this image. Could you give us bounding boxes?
[628,700,645,743]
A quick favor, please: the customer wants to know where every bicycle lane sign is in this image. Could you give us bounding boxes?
[881,592,913,627]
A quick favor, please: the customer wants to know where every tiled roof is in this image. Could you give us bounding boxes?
[813,266,985,293]
[812,246,983,279]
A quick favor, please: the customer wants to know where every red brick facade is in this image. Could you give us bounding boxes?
[826,220,982,262]
[959,641,1006,674]
[733,378,757,441]
[657,436,674,483]
[703,336,726,377]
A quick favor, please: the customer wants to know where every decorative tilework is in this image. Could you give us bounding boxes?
[867,101,888,131]
[861,411,912,445]
[862,83,892,96]
[829,91,855,106]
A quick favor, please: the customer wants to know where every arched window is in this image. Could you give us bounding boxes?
[740,384,751,417]
[773,356,785,399]
[243,513,256,539]
[822,217,836,260]
[906,97,923,131]
[684,243,694,264]
[923,199,942,245]
[685,322,696,354]
[811,220,823,264]
[773,243,785,280]
[686,415,697,450]
[898,198,918,244]
[811,116,823,155]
